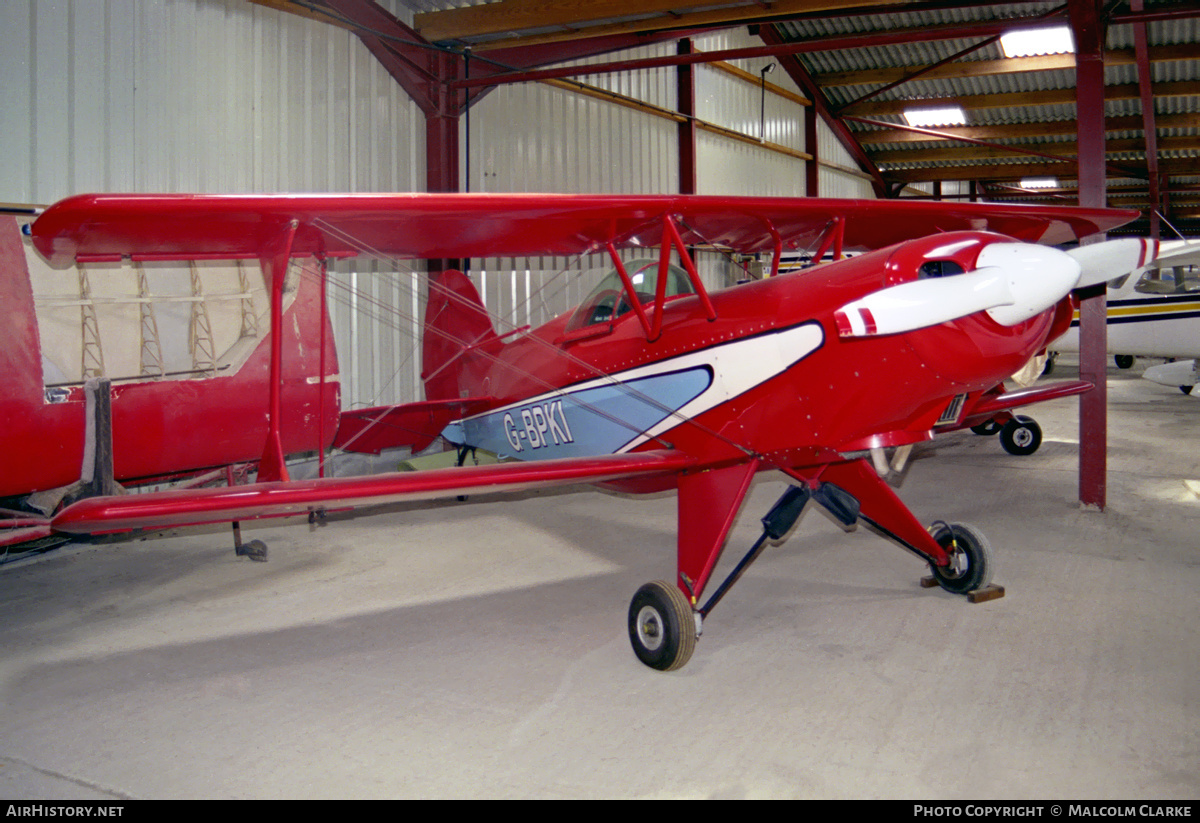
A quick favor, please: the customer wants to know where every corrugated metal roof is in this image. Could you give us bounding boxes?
[297,0,1198,232]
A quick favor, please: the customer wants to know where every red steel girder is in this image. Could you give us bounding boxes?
[448,15,1083,91]
[677,38,698,196]
[1132,0,1161,240]
[1070,0,1109,511]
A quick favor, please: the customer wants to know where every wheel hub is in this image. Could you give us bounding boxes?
[943,546,968,578]
[636,606,665,651]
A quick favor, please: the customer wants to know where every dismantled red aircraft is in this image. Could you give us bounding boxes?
[2,194,1150,670]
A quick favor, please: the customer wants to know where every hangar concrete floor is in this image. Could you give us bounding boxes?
[1,355,1196,800]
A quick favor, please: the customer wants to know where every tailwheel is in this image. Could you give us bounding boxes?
[236,539,269,562]
[232,522,268,562]
[927,523,992,595]
[628,580,697,672]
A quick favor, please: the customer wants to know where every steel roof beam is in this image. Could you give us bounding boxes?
[448,15,1088,90]
[855,114,1199,146]
[1132,0,1162,240]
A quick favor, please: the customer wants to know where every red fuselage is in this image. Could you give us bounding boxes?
[452,231,1054,473]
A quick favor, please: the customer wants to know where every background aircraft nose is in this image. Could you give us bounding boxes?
[976,242,1081,327]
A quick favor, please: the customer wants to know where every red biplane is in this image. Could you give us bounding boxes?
[5,194,1147,670]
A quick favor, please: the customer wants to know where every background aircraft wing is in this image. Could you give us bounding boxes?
[50,449,695,536]
[32,193,1137,265]
[1151,240,1200,270]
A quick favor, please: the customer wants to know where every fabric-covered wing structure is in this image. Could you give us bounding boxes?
[32,193,1136,265]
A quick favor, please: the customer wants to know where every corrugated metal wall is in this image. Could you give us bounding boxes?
[0,0,423,203]
[0,0,428,413]
[693,29,808,197]
[2,2,880,415]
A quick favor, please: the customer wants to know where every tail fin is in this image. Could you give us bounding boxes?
[422,269,501,401]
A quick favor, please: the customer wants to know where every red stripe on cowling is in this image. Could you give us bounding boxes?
[860,307,877,335]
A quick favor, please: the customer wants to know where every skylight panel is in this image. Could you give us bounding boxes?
[1000,25,1075,58]
[1020,177,1060,189]
[902,106,967,128]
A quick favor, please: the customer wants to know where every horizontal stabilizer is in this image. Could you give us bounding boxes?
[0,522,54,549]
[334,397,494,455]
[51,450,697,536]
[1143,360,1198,393]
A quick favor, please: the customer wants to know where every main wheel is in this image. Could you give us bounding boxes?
[628,580,697,671]
[970,419,1001,436]
[999,415,1041,456]
[928,523,993,595]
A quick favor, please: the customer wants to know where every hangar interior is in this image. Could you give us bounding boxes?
[0,0,1198,800]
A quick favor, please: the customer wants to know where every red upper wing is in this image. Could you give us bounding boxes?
[32,193,1138,265]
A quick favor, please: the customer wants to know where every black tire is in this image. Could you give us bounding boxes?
[970,420,1001,436]
[999,415,1041,456]
[628,580,696,672]
[1181,386,1194,395]
[1041,355,1056,376]
[1115,355,1134,369]
[928,522,993,595]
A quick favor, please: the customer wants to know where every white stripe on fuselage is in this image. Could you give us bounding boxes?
[460,321,825,454]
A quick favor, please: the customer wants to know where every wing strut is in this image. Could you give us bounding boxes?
[606,242,654,339]
[811,216,846,264]
[258,219,299,483]
[652,215,717,340]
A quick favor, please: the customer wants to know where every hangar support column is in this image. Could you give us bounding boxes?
[1070,0,1109,510]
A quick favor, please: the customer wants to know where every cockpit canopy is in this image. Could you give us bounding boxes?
[566,259,696,332]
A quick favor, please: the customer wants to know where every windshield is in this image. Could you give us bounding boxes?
[566,259,695,331]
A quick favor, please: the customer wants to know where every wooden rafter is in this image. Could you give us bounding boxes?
[884,157,1197,184]
[843,81,1200,117]
[813,45,1198,88]
[872,136,1200,165]
[855,114,1200,146]
[414,0,907,46]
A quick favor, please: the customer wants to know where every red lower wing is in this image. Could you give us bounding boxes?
[51,450,696,536]
[964,380,1092,422]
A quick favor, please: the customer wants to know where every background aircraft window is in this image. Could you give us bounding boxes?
[1135,266,1200,295]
